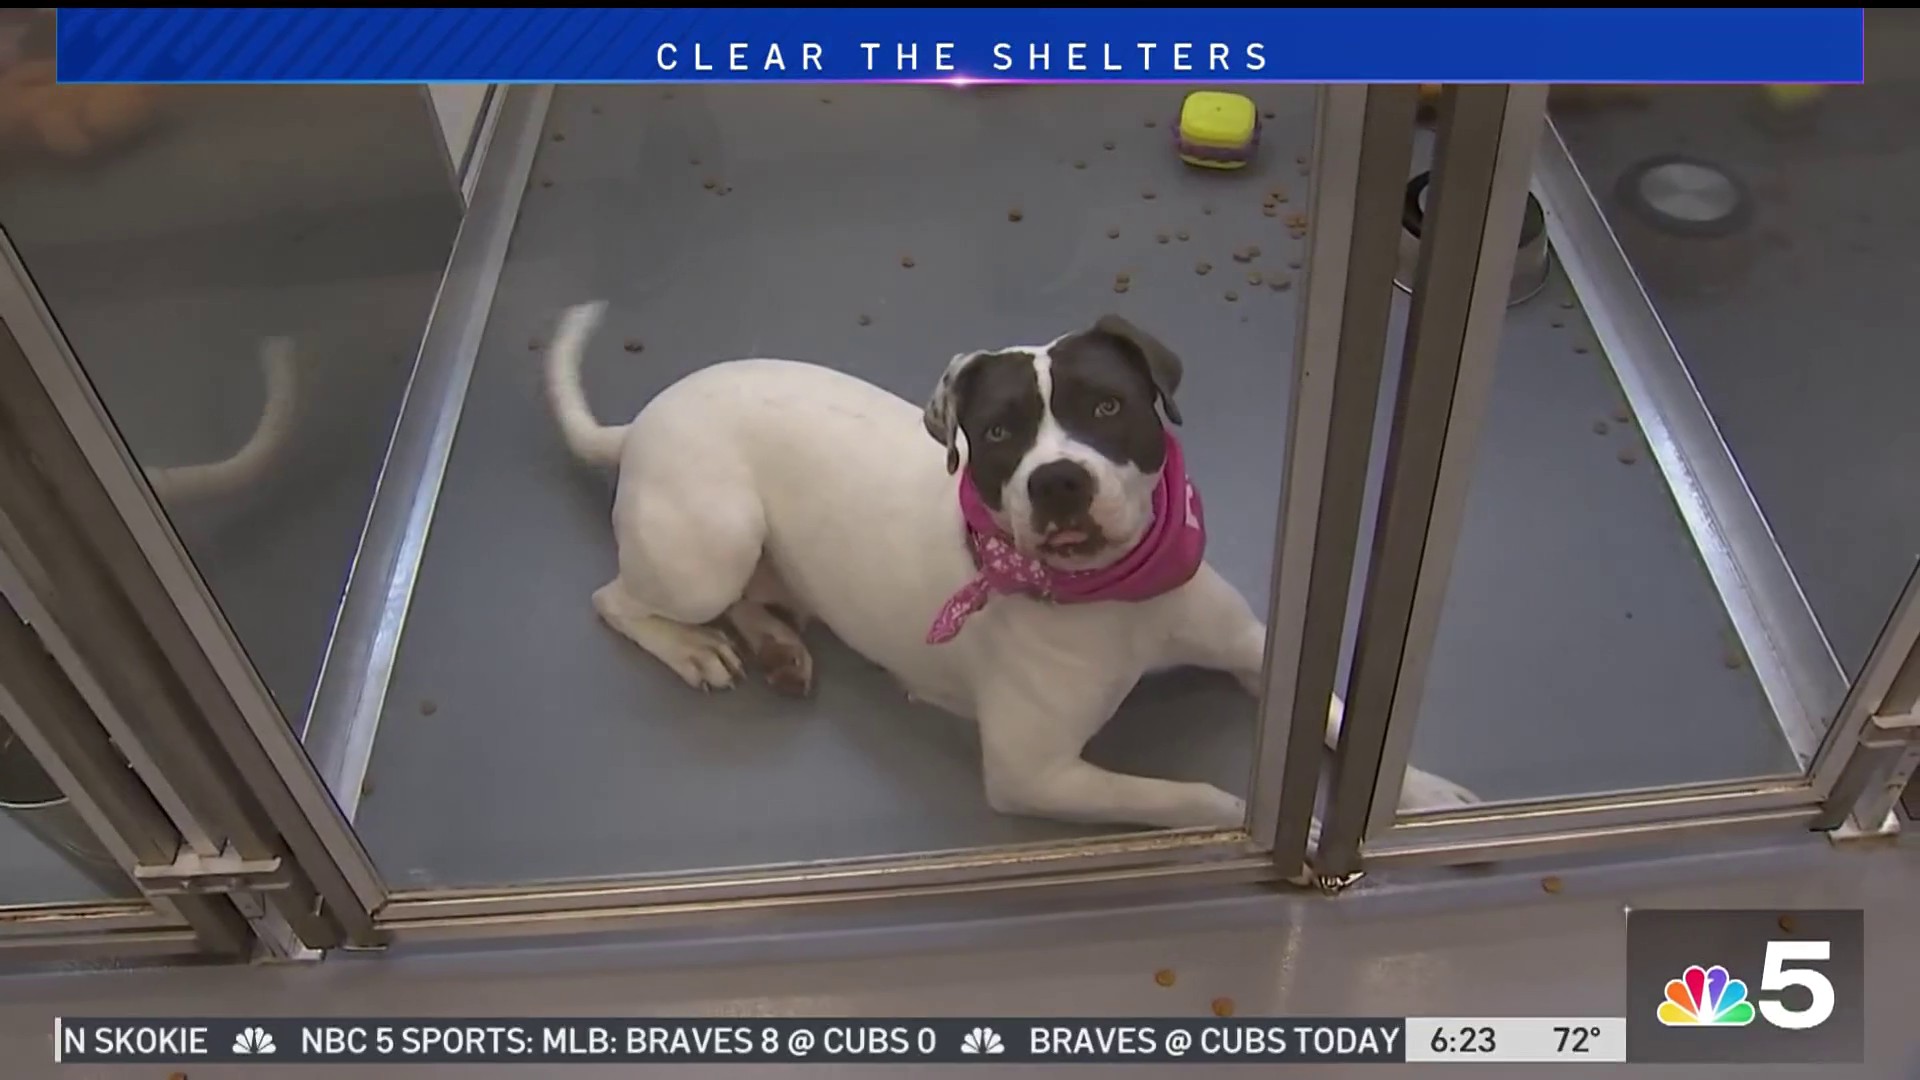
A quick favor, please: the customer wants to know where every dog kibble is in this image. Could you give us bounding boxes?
[1143,118,1157,128]
[1614,407,1632,423]
[1073,160,1087,170]
[1541,876,1564,894]
[1142,189,1156,200]
[1574,344,1590,355]
[1103,140,1116,151]
[1176,229,1190,241]
[1296,153,1308,165]
[1268,274,1292,291]
[1195,261,1212,275]
[1211,997,1237,1018]
[1201,203,1214,216]
[1263,110,1276,120]
[819,96,833,104]
[1232,248,1253,263]
[1286,212,1309,228]
[1724,649,1746,670]
[1778,914,1797,934]
[901,255,916,268]
[1247,271,1262,285]
[540,178,553,188]
[1617,448,1638,465]
[1224,290,1238,302]
[1288,258,1303,269]
[702,177,718,190]
[1007,208,1023,222]
[528,338,540,351]
[1112,280,1129,294]
[551,131,565,142]
[419,699,437,716]
[1154,969,1177,987]
[1593,420,1610,436]
[1107,227,1121,239]
[624,339,643,353]
[1263,207,1279,218]
[360,778,375,800]
[1156,232,1170,244]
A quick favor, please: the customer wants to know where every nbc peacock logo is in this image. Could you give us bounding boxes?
[1658,964,1755,1027]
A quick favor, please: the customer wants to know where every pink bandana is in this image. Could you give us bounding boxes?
[927,431,1207,644]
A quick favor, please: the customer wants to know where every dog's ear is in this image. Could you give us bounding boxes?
[923,350,983,475]
[1093,314,1184,426]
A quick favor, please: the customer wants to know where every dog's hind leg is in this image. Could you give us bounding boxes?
[1155,563,1267,695]
[1161,565,1480,812]
[724,561,814,698]
[594,583,746,691]
[595,488,762,692]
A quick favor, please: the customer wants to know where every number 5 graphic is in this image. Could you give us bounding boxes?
[1757,940,1836,1030]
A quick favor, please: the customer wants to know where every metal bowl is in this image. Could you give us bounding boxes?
[1393,170,1551,307]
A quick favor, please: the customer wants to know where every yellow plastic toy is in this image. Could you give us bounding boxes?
[1764,84,1827,109]
[1176,91,1260,170]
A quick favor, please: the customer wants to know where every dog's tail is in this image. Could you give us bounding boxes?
[544,300,627,467]
[144,335,297,504]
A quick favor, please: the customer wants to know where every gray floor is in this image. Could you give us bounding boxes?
[2,837,1916,1078]
[1552,24,1920,690]
[355,84,1791,891]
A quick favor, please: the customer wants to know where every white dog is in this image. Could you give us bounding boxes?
[544,304,1477,831]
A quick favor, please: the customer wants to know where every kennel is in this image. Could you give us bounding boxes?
[0,26,1916,961]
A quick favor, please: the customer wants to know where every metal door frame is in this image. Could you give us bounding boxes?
[1304,89,1910,878]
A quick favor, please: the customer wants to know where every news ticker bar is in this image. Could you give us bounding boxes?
[54,1016,1628,1065]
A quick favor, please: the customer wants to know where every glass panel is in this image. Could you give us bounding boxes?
[0,718,139,905]
[352,84,1322,889]
[0,6,462,730]
[1552,10,1920,720]
[1386,89,1800,814]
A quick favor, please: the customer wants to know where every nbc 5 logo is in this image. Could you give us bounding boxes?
[1658,940,1836,1031]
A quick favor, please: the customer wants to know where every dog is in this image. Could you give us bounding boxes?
[544,303,1478,831]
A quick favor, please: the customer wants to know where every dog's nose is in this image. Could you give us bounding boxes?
[1027,460,1093,514]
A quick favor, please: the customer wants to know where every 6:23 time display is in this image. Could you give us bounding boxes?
[1431,1026,1497,1054]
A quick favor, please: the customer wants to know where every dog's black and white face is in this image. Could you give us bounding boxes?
[923,315,1185,572]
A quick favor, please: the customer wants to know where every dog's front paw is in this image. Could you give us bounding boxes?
[1396,767,1481,813]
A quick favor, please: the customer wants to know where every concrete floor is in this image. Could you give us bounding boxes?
[354,83,1789,890]
[1,837,1915,1078]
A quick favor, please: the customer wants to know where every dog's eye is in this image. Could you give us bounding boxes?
[1094,397,1122,418]
[984,425,1009,442]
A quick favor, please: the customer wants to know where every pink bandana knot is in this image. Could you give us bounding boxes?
[926,431,1207,645]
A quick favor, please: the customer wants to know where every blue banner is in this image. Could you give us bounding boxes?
[56,8,1864,85]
